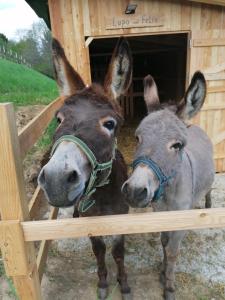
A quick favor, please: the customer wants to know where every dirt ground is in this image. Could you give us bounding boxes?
[1,106,225,300]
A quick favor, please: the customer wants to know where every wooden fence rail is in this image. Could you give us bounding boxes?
[1,99,225,299]
[20,207,225,241]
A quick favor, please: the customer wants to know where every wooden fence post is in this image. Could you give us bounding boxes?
[0,103,41,299]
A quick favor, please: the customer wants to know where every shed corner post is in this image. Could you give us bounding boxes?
[0,103,42,299]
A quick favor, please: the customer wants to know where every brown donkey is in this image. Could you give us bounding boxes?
[38,38,132,299]
[122,72,214,300]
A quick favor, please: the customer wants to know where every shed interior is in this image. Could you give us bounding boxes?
[89,33,188,120]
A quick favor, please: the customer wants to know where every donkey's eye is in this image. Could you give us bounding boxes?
[56,117,62,124]
[103,120,115,131]
[171,142,184,151]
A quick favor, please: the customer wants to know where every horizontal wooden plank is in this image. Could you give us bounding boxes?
[37,207,58,281]
[193,39,225,47]
[21,208,225,242]
[18,97,63,161]
[205,73,225,81]
[207,86,225,93]
[201,104,225,110]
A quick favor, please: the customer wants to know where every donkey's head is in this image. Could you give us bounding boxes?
[122,72,206,208]
[38,38,132,207]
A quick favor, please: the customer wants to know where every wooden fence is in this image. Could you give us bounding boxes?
[0,46,31,67]
[1,98,225,299]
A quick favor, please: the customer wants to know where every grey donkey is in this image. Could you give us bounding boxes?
[122,71,215,300]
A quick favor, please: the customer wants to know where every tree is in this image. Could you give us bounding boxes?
[7,20,54,77]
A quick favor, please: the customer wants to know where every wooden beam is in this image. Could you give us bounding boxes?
[0,103,41,299]
[19,97,63,161]
[188,0,225,7]
[207,86,225,93]
[29,186,44,220]
[22,208,225,242]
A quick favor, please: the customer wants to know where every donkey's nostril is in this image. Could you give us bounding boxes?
[134,187,148,201]
[67,170,78,184]
[122,182,129,195]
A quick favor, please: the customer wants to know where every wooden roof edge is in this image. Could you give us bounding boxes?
[188,0,225,7]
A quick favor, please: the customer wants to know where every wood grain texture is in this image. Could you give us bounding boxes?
[22,208,225,242]
[0,103,41,299]
[0,221,30,276]
[19,97,64,161]
[193,38,225,46]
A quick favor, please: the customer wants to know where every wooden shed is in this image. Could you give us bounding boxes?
[26,0,225,172]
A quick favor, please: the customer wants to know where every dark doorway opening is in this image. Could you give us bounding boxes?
[89,33,188,121]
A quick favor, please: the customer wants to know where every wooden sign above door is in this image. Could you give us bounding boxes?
[105,15,164,30]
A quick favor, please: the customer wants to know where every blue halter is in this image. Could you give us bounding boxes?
[132,156,176,201]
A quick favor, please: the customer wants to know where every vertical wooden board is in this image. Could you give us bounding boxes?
[82,0,91,36]
[0,104,29,220]
[211,5,223,28]
[0,103,41,299]
[181,2,192,30]
[71,0,91,84]
[48,0,64,45]
[60,0,77,69]
[191,2,202,30]
[13,265,41,300]
[1,222,30,276]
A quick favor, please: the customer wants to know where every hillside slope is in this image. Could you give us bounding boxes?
[0,59,58,106]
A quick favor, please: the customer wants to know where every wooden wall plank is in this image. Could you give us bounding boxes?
[193,38,225,46]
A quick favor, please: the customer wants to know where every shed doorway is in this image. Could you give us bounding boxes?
[89,33,188,121]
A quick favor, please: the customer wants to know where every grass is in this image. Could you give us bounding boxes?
[37,118,58,150]
[0,58,58,106]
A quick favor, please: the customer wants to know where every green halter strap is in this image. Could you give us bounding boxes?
[50,135,117,213]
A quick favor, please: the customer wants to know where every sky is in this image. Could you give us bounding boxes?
[0,0,40,40]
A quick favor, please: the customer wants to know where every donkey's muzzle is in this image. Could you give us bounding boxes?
[38,165,84,207]
[122,181,150,208]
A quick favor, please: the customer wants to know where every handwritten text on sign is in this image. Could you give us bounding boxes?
[106,15,164,30]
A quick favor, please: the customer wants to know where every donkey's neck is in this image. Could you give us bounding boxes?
[163,152,194,210]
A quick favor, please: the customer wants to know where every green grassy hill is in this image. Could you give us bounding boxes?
[0,58,58,106]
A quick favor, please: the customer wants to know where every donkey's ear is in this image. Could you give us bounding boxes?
[104,37,132,100]
[180,71,206,119]
[52,38,85,96]
[143,74,160,112]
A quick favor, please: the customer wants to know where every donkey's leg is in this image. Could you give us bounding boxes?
[112,235,131,299]
[90,236,108,299]
[205,190,212,208]
[161,231,186,300]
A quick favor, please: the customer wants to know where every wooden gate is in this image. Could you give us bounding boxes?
[191,30,225,172]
